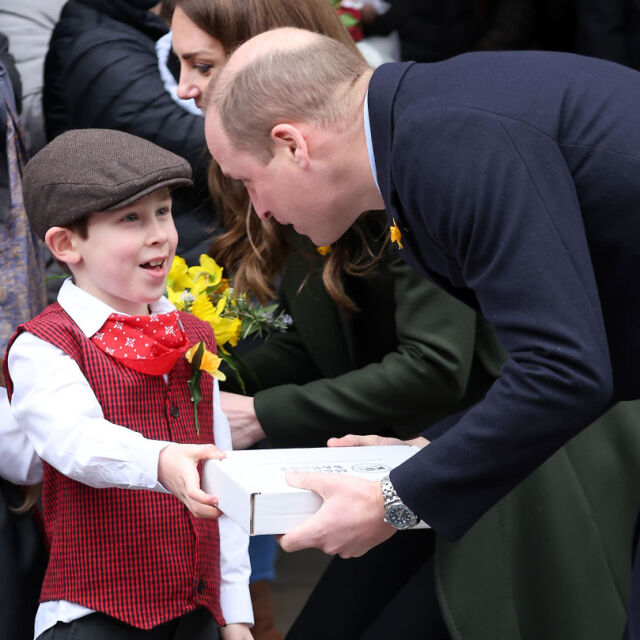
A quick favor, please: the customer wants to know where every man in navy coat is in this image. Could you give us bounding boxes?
[205,28,640,637]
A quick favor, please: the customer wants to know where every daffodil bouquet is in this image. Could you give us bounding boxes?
[166,254,292,398]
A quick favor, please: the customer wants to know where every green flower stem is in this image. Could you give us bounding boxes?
[188,341,205,435]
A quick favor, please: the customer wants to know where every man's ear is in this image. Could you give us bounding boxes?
[45,226,82,265]
[271,124,310,168]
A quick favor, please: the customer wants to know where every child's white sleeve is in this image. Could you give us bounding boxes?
[8,331,170,492]
[0,386,42,485]
[214,380,254,625]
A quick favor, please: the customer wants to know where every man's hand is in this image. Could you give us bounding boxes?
[278,472,395,558]
[277,434,430,557]
[328,433,429,449]
[158,443,225,518]
[220,623,254,639]
[220,391,266,449]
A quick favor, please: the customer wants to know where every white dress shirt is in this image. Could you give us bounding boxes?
[0,387,42,485]
[7,279,253,638]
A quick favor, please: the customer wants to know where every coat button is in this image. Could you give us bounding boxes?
[170,406,179,418]
[197,579,205,594]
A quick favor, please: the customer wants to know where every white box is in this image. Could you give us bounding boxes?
[202,445,427,535]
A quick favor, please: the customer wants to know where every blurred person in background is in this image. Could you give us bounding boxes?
[43,0,218,270]
[574,0,640,71]
[360,0,537,62]
[0,30,48,640]
[0,0,66,155]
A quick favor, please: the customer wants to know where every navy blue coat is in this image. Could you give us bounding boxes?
[368,52,640,541]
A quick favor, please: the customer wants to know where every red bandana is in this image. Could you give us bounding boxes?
[91,311,189,376]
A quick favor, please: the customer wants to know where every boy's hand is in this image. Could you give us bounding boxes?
[220,623,254,639]
[158,443,225,518]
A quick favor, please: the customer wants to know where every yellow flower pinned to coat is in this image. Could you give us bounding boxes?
[185,342,226,381]
[390,219,403,249]
[316,245,332,256]
[185,340,226,435]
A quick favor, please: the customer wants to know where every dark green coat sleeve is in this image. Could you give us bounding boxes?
[251,255,505,447]
[224,326,324,395]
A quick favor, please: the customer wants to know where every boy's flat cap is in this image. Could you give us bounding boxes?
[23,128,193,240]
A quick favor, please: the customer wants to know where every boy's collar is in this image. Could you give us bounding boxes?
[57,278,175,338]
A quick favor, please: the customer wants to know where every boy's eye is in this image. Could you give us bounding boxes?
[156,207,171,217]
[122,213,138,222]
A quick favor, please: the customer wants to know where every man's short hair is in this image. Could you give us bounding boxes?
[212,33,371,163]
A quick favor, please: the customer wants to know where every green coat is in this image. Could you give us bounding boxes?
[232,246,503,446]
[224,240,640,640]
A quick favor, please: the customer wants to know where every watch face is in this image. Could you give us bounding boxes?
[386,503,418,529]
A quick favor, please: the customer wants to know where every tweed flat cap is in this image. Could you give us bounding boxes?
[23,128,193,240]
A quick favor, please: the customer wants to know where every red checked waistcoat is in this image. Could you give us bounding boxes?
[4,303,225,629]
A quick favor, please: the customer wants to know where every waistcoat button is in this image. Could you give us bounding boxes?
[170,406,179,418]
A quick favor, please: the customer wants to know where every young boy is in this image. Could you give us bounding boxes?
[3,129,254,640]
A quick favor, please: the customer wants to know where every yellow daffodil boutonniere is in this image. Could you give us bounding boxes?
[185,341,226,435]
[167,254,292,397]
[316,245,332,256]
[390,219,403,249]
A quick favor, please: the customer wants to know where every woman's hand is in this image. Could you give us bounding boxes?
[220,391,266,449]
[278,434,429,558]
[327,433,430,449]
[220,622,254,639]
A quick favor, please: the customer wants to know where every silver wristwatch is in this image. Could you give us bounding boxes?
[381,474,419,530]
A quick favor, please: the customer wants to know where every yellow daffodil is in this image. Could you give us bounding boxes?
[191,291,219,324]
[185,340,226,434]
[165,285,184,310]
[200,349,226,381]
[316,245,332,256]
[168,252,293,409]
[185,342,201,365]
[187,253,225,293]
[212,316,242,350]
[167,256,193,292]
[390,219,403,249]
[191,292,242,349]
[185,342,226,381]
[214,289,229,315]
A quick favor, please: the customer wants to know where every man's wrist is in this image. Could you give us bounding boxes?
[380,474,419,530]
